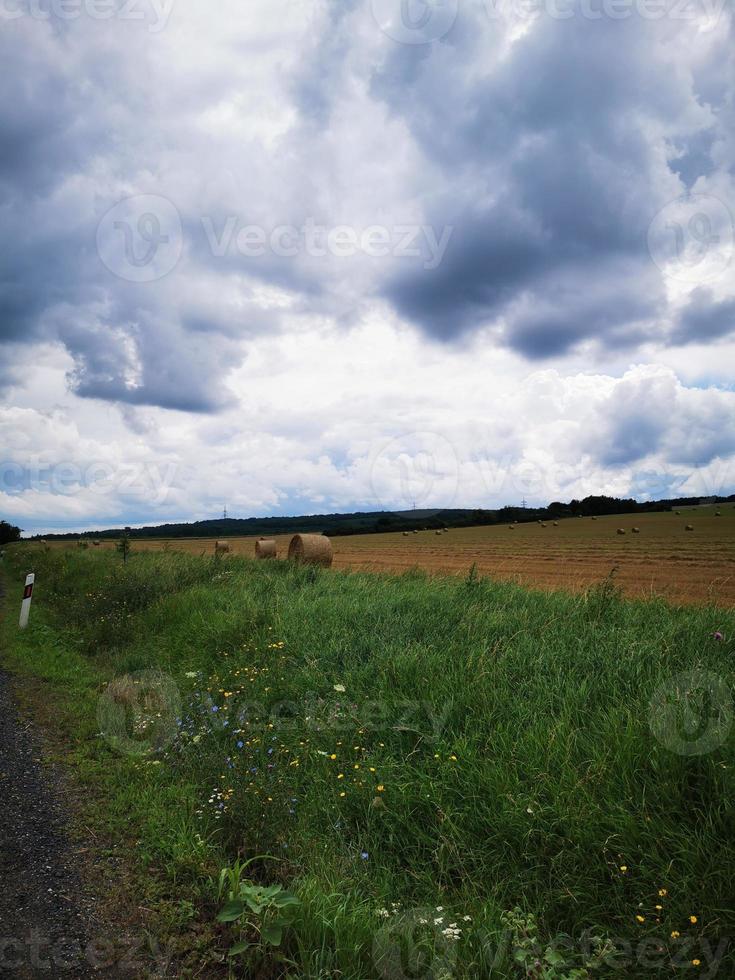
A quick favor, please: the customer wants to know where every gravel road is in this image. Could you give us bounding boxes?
[0,576,123,978]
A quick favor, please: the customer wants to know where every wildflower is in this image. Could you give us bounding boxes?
[620,866,628,873]
[671,931,680,939]
[692,960,701,967]
[658,889,667,897]
[334,684,346,692]
[377,785,385,792]
[185,671,197,678]
[337,773,344,779]
[690,915,698,924]
[462,915,472,922]
[636,915,645,923]
[339,791,346,797]
[330,754,337,760]
[360,852,369,860]
[713,632,723,641]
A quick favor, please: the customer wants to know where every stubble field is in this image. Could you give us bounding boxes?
[66,505,735,607]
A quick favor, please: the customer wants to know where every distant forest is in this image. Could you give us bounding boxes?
[34,493,735,541]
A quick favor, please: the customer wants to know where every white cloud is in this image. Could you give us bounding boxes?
[1,1,734,530]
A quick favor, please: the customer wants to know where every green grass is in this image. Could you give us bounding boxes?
[1,546,733,978]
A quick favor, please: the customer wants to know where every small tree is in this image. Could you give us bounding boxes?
[0,521,21,546]
[117,533,131,563]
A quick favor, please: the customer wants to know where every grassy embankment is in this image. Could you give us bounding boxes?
[0,546,733,978]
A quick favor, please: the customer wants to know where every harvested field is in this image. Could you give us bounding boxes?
[51,506,735,606]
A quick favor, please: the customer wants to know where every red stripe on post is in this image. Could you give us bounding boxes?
[23,584,33,599]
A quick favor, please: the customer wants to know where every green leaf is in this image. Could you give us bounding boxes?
[261,884,283,898]
[228,941,250,957]
[262,923,283,946]
[273,892,300,908]
[217,899,245,923]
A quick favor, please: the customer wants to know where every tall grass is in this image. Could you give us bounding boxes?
[1,546,733,977]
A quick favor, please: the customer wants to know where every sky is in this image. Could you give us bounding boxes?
[1,0,734,535]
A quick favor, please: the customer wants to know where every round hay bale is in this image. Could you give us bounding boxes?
[508,525,514,529]
[685,524,694,531]
[616,528,626,535]
[288,533,333,567]
[443,527,449,533]
[255,538,277,560]
[402,531,409,537]
[553,521,559,526]
[435,529,442,535]
[715,511,721,517]
[676,511,681,515]
[632,527,640,534]
[412,530,419,535]
[591,516,597,521]
[215,540,231,555]
[93,540,101,546]
[541,523,547,528]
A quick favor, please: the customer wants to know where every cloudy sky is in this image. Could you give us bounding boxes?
[1,0,734,534]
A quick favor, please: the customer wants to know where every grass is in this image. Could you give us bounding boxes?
[1,545,734,977]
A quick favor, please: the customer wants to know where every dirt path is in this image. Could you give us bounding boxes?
[0,580,120,978]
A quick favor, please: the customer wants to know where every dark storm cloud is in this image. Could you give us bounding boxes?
[0,16,270,414]
[673,288,735,344]
[371,8,729,356]
[1,2,733,417]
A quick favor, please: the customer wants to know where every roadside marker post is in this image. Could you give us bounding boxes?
[19,573,34,629]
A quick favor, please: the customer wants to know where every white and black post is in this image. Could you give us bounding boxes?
[19,573,34,629]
